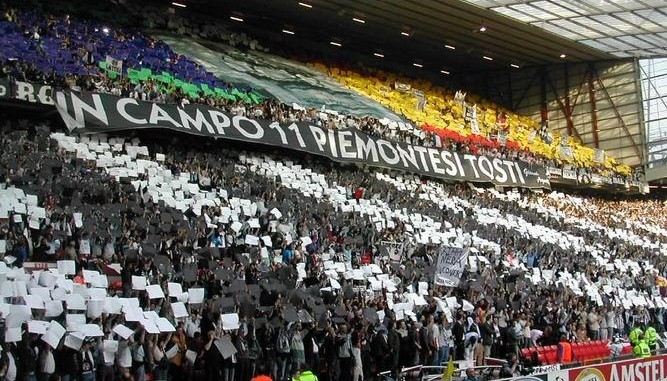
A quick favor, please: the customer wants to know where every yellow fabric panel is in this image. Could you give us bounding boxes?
[314,64,630,174]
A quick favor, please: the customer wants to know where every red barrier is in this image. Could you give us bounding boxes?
[527,354,667,381]
[521,342,614,365]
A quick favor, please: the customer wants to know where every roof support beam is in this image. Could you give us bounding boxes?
[563,64,573,137]
[587,64,600,148]
[540,67,548,125]
[591,66,643,162]
[507,70,514,110]
[513,68,539,111]
[545,69,583,142]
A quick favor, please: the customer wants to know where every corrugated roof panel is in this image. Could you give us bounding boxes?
[461,0,667,58]
[492,6,538,22]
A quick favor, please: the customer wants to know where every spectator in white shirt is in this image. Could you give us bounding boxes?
[427,315,440,366]
[599,307,609,340]
[37,343,55,381]
[439,319,453,365]
[588,309,600,340]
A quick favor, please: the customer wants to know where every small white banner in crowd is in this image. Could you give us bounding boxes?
[434,246,469,287]
[105,55,123,75]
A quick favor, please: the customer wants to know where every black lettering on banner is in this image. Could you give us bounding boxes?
[434,246,469,288]
[47,89,550,189]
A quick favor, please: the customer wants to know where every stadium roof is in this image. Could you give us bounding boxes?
[464,0,667,58]
[189,0,621,73]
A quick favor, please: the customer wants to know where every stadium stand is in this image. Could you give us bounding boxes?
[320,65,631,175]
[0,2,666,381]
[0,5,634,180]
[0,116,665,380]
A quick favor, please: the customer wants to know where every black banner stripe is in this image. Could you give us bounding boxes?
[53,90,551,189]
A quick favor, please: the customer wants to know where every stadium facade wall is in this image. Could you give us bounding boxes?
[464,60,645,168]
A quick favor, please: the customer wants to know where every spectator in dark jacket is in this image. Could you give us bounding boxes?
[481,315,495,360]
[452,313,466,360]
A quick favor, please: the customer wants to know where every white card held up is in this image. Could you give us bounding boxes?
[42,324,66,348]
[113,324,134,340]
[66,314,87,331]
[58,260,76,275]
[88,288,107,300]
[24,294,45,309]
[87,299,104,318]
[64,332,85,350]
[143,311,160,322]
[73,213,83,228]
[104,297,123,315]
[141,320,160,334]
[124,307,143,322]
[132,276,147,291]
[171,302,188,319]
[230,221,243,233]
[418,282,428,296]
[185,349,197,364]
[270,208,282,219]
[6,304,32,328]
[188,288,205,304]
[156,318,175,332]
[145,284,165,299]
[215,335,237,359]
[0,302,9,317]
[38,272,58,288]
[30,287,52,302]
[221,313,240,330]
[65,294,87,311]
[28,320,49,334]
[244,235,259,246]
[167,283,183,297]
[5,327,22,343]
[80,324,104,337]
[165,344,179,359]
[45,300,64,317]
[260,236,272,247]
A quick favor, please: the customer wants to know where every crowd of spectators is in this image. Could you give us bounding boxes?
[0,3,664,381]
[0,116,665,381]
[0,2,637,181]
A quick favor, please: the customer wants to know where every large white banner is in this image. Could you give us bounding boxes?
[434,246,469,287]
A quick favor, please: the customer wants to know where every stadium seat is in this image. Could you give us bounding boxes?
[621,344,633,355]
[537,353,547,365]
[521,348,532,360]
